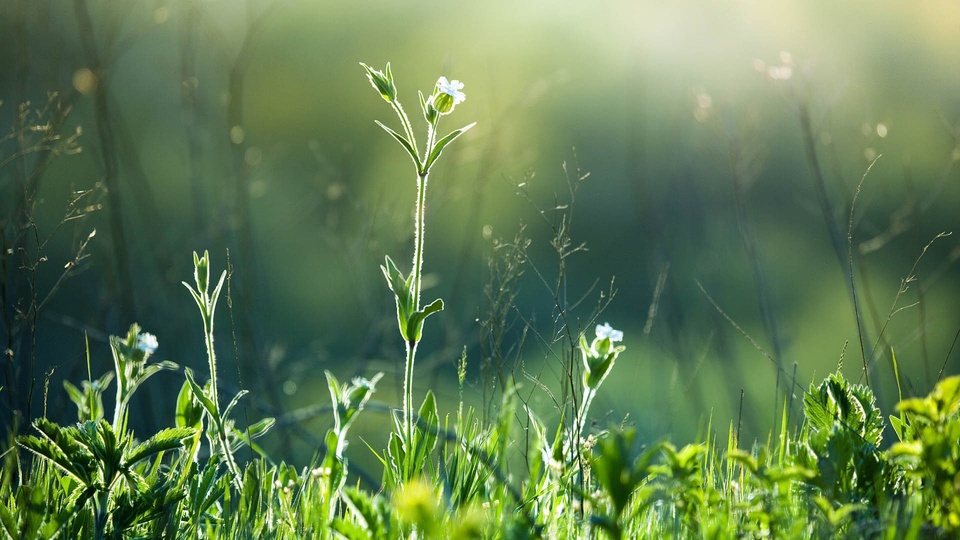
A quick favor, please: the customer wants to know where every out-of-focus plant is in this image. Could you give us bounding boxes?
[182,251,275,488]
[889,375,960,534]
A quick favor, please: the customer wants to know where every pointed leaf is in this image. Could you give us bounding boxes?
[374,120,422,171]
[184,368,219,420]
[182,282,204,313]
[424,122,476,171]
[209,270,227,316]
[125,427,197,466]
[407,298,444,343]
[415,390,439,456]
[222,389,249,420]
[176,379,204,429]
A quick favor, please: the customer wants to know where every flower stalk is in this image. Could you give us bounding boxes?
[362,62,475,455]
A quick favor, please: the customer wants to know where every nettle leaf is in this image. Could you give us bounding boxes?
[0,499,16,539]
[188,457,225,520]
[591,429,658,518]
[19,418,96,485]
[848,382,883,446]
[125,427,197,466]
[340,486,383,534]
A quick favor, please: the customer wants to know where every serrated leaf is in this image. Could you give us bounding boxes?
[332,517,369,540]
[125,427,197,466]
[18,419,96,485]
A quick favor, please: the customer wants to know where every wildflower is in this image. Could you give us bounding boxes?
[595,322,623,343]
[581,323,626,390]
[430,76,466,115]
[137,333,158,355]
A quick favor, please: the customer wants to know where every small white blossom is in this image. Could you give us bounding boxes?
[595,323,623,342]
[436,77,466,105]
[137,333,158,355]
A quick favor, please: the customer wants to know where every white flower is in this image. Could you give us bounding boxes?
[595,323,623,342]
[137,333,159,355]
[436,77,466,105]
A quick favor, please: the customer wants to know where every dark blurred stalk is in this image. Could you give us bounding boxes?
[797,100,877,396]
[73,0,136,323]
[4,0,32,429]
[180,0,208,237]
[722,123,786,425]
[225,0,289,454]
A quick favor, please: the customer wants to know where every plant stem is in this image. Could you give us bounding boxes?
[404,164,429,446]
[411,171,428,308]
[392,101,420,162]
[403,340,418,446]
[204,314,218,408]
[577,387,596,438]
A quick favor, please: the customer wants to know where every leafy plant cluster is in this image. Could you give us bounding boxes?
[1,254,959,539]
[1,64,959,540]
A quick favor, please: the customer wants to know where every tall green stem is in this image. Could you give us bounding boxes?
[203,316,219,410]
[405,167,428,445]
[401,117,439,446]
[577,387,596,439]
[392,101,420,163]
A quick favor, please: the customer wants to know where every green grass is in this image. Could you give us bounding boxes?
[3,65,959,540]
[2,266,960,538]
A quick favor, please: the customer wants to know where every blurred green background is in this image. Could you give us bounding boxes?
[2,0,959,466]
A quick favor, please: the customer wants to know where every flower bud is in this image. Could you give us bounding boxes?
[360,62,397,103]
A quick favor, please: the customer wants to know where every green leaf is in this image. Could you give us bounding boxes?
[374,120,422,172]
[184,367,219,420]
[125,427,197,466]
[19,418,98,486]
[381,255,415,341]
[182,282,205,316]
[407,298,444,343]
[0,499,16,540]
[222,389,249,420]
[62,381,84,412]
[208,270,227,319]
[244,417,276,440]
[424,122,476,171]
[414,390,439,457]
[332,518,369,540]
[176,379,204,429]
